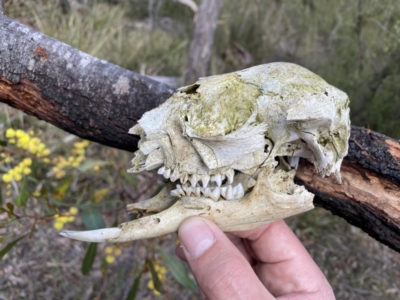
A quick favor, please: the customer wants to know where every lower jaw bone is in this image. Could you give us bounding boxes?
[60,164,314,243]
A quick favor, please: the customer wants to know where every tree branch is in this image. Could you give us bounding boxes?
[184,0,223,85]
[0,0,4,16]
[0,16,175,152]
[296,127,400,252]
[1,17,400,252]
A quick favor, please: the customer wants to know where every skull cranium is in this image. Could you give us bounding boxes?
[61,62,350,243]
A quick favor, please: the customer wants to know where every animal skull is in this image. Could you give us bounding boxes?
[60,63,350,243]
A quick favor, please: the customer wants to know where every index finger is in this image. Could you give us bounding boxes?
[233,220,335,298]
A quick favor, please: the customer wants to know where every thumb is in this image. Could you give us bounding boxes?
[178,217,273,300]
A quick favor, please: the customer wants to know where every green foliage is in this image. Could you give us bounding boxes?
[158,246,198,293]
[81,208,106,230]
[81,242,98,275]
[0,234,28,260]
[125,267,144,300]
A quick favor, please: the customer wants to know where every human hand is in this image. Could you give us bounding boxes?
[176,217,335,300]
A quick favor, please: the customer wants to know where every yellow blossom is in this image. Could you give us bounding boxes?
[105,246,113,254]
[32,190,41,197]
[93,165,100,171]
[41,149,51,156]
[114,248,122,256]
[5,128,15,138]
[147,280,161,296]
[8,138,15,144]
[22,167,31,175]
[69,207,78,215]
[2,173,12,183]
[15,129,24,138]
[53,221,64,230]
[23,158,32,166]
[105,255,115,264]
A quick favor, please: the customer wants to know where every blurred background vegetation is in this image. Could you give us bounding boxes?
[1,0,400,299]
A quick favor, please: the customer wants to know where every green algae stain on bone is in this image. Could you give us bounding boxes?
[182,74,261,137]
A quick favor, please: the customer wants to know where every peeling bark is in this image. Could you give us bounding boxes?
[1,16,400,252]
[296,126,400,253]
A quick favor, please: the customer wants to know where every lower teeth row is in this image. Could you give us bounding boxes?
[170,183,244,201]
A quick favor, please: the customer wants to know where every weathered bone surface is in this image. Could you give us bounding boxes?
[60,62,350,243]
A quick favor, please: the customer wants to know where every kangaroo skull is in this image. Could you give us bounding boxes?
[61,62,350,243]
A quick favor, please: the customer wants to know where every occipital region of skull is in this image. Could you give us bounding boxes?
[60,62,350,243]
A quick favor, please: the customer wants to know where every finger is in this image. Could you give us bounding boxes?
[175,242,187,262]
[178,217,274,300]
[176,235,255,266]
[233,220,334,299]
[225,233,256,265]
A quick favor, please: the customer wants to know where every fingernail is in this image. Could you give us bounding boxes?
[179,218,216,260]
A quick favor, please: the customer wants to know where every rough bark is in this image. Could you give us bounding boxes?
[183,0,223,85]
[1,16,400,252]
[0,16,175,152]
[296,126,400,252]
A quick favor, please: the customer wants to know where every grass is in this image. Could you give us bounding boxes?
[1,0,400,299]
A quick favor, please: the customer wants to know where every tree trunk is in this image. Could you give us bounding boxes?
[1,16,400,252]
[183,0,223,85]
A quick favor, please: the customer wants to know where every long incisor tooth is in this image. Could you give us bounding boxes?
[189,174,198,187]
[157,166,165,175]
[210,187,221,201]
[170,168,180,182]
[59,228,122,243]
[211,174,222,187]
[201,175,210,187]
[226,169,234,184]
[163,168,171,179]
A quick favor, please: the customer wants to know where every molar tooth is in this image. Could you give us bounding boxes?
[201,175,210,187]
[170,189,181,197]
[194,186,201,197]
[233,183,244,199]
[220,186,227,199]
[170,168,180,182]
[202,187,211,198]
[157,166,165,175]
[190,174,198,187]
[182,185,193,196]
[163,168,171,179]
[226,169,234,184]
[180,173,189,184]
[176,184,185,196]
[210,187,221,201]
[211,174,222,187]
[225,185,233,200]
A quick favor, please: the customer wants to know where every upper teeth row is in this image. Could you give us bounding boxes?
[170,183,244,201]
[157,166,235,188]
